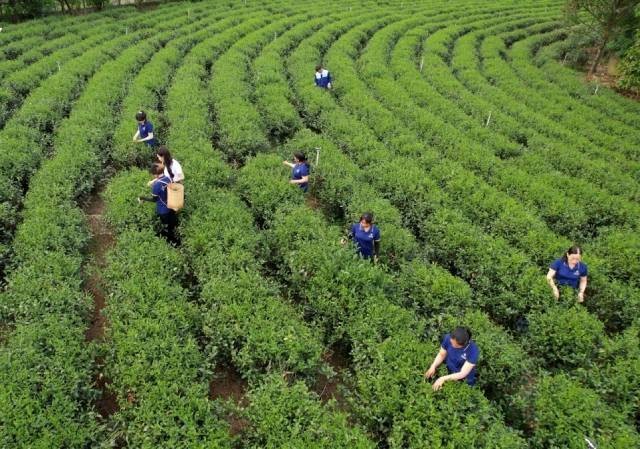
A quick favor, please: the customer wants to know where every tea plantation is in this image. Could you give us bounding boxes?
[1,1,639,448]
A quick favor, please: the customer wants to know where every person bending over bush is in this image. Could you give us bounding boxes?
[546,245,588,303]
[132,110,156,148]
[314,64,332,89]
[138,163,179,246]
[282,151,309,193]
[341,212,381,262]
[424,327,479,391]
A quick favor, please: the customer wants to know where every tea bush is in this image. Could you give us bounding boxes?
[518,374,640,449]
[241,375,375,449]
[102,230,231,448]
[0,317,98,448]
[585,324,640,421]
[389,381,526,449]
[102,168,155,232]
[526,304,604,371]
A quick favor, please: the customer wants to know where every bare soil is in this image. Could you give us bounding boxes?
[94,358,119,418]
[210,364,248,404]
[84,194,114,342]
[581,50,640,101]
[0,323,11,345]
[305,194,321,210]
[313,344,352,409]
[209,364,250,435]
[82,192,118,419]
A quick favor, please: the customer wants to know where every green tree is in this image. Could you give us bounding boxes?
[567,0,640,75]
[619,32,640,91]
[2,0,54,21]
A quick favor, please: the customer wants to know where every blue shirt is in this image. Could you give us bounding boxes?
[292,163,310,192]
[350,223,380,258]
[550,258,588,289]
[138,120,156,147]
[151,175,172,215]
[441,334,480,386]
[314,69,332,88]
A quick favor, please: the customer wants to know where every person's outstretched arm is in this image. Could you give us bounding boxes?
[139,179,161,203]
[290,175,309,185]
[432,361,476,391]
[578,275,588,302]
[546,268,559,299]
[138,195,158,203]
[424,348,447,379]
[340,224,355,245]
[138,131,154,143]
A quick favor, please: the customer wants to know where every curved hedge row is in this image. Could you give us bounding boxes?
[514,373,640,448]
[0,6,125,48]
[100,229,231,447]
[2,1,639,447]
[173,3,327,382]
[0,8,194,446]
[97,5,298,445]
[207,6,529,446]
[447,20,640,222]
[509,30,640,147]
[237,164,526,445]
[240,374,375,448]
[230,0,634,424]
[109,4,238,168]
[278,5,639,445]
[0,4,185,128]
[287,5,553,327]
[389,12,640,240]
[287,3,639,333]
[0,3,186,276]
[479,26,640,198]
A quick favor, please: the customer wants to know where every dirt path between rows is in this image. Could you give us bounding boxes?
[83,192,118,419]
[313,344,351,409]
[210,364,250,435]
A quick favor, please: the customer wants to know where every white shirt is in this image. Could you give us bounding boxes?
[164,159,184,182]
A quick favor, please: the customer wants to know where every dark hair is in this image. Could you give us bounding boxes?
[150,162,164,176]
[315,64,322,72]
[135,110,147,121]
[360,212,374,225]
[451,327,472,346]
[561,245,582,263]
[293,152,307,163]
[156,145,174,180]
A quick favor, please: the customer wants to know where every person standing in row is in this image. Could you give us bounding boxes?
[425,327,480,391]
[546,245,588,303]
[314,64,332,89]
[133,110,156,147]
[148,146,184,186]
[282,152,310,192]
[138,163,179,246]
[341,212,381,262]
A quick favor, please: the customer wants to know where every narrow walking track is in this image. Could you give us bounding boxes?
[313,344,351,407]
[210,365,249,435]
[83,190,118,420]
